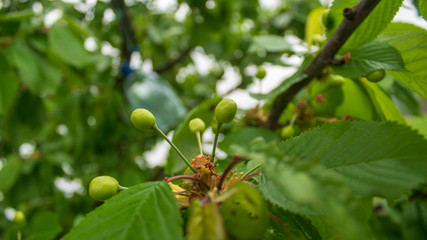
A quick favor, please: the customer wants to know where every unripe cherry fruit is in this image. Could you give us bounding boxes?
[256,66,267,79]
[89,176,119,201]
[215,99,237,123]
[13,211,25,224]
[328,74,345,87]
[189,118,206,133]
[281,125,295,139]
[220,182,269,240]
[366,69,385,83]
[130,108,156,131]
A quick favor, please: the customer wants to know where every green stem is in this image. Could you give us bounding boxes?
[196,131,203,155]
[211,122,223,163]
[241,163,262,178]
[118,185,128,190]
[153,124,196,172]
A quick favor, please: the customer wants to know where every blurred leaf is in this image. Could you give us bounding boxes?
[186,201,226,240]
[327,0,403,52]
[332,41,406,79]
[363,80,406,123]
[219,127,279,154]
[249,35,292,53]
[282,121,427,200]
[335,79,375,120]
[401,200,427,240]
[49,23,93,68]
[407,114,427,139]
[10,40,61,94]
[387,80,420,116]
[63,182,184,240]
[0,70,19,115]
[305,7,326,48]
[167,97,220,175]
[420,0,427,22]
[0,9,34,21]
[0,155,22,193]
[27,211,62,240]
[379,23,427,99]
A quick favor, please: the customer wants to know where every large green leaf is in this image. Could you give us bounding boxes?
[0,70,19,115]
[401,200,427,239]
[327,0,403,52]
[49,23,93,68]
[363,80,406,124]
[281,121,427,200]
[379,23,427,99]
[63,182,184,240]
[420,0,427,22]
[235,140,374,240]
[166,97,220,175]
[0,155,22,193]
[407,114,427,139]
[332,41,406,79]
[27,211,62,240]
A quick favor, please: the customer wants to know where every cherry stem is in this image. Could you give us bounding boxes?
[241,172,261,181]
[211,122,222,163]
[196,131,203,155]
[217,155,244,191]
[154,124,197,173]
[164,175,210,190]
[241,162,261,178]
[118,185,128,191]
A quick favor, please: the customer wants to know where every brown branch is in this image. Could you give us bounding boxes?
[265,0,382,129]
[154,46,192,73]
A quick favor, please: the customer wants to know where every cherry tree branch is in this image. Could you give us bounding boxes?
[265,0,382,129]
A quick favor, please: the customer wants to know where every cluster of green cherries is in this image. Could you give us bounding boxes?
[88,98,238,201]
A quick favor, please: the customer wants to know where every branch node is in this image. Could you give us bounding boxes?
[343,8,356,20]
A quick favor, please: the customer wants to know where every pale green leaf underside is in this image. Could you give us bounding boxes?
[63,182,184,240]
[328,0,403,52]
[332,41,406,78]
[281,121,427,199]
[250,35,292,53]
[379,23,427,99]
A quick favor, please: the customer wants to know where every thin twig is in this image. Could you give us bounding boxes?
[266,0,382,129]
[217,155,244,190]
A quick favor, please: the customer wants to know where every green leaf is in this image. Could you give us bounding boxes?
[363,80,406,124]
[0,70,19,115]
[166,97,220,175]
[236,140,374,240]
[219,127,279,154]
[27,211,62,240]
[327,0,403,52]
[249,35,292,53]
[49,23,93,68]
[0,155,22,193]
[9,40,61,95]
[63,181,184,240]
[0,9,34,21]
[332,41,406,79]
[379,23,427,99]
[186,201,226,240]
[420,0,427,22]
[282,121,427,200]
[401,200,427,239]
[407,114,427,139]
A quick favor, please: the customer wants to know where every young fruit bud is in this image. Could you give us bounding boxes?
[220,182,269,240]
[131,108,156,131]
[89,176,119,201]
[255,66,267,79]
[281,125,295,139]
[189,118,206,133]
[366,69,385,83]
[13,211,25,224]
[215,99,237,123]
[328,74,345,87]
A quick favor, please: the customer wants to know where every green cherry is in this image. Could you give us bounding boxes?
[215,99,237,123]
[328,74,345,87]
[255,66,267,79]
[130,108,156,131]
[366,69,385,83]
[189,118,206,133]
[281,125,295,139]
[13,211,25,224]
[89,176,119,201]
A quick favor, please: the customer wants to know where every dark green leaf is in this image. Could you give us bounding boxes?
[0,70,19,115]
[420,0,427,22]
[328,0,403,52]
[402,200,427,240]
[0,155,22,193]
[0,9,34,21]
[282,121,427,200]
[63,181,184,240]
[332,41,406,79]
[27,211,62,240]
